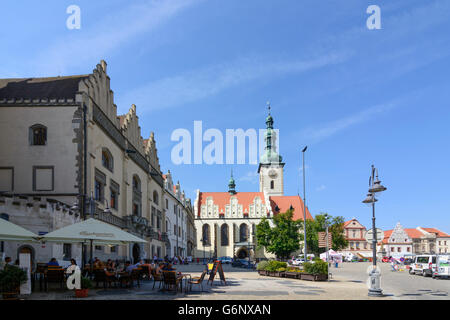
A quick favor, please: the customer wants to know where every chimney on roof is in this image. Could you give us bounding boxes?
[100,60,107,73]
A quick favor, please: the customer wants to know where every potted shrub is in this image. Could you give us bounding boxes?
[265,260,287,277]
[256,261,269,276]
[0,265,28,300]
[301,259,328,281]
[75,276,93,298]
[285,266,302,279]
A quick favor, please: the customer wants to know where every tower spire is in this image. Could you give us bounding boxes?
[228,169,236,194]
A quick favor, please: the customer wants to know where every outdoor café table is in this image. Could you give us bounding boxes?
[178,273,191,293]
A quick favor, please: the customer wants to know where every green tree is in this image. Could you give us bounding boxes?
[256,209,302,260]
[303,213,348,256]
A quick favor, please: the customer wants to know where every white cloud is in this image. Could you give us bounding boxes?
[299,101,398,144]
[117,51,352,113]
[33,0,203,75]
[238,171,259,184]
[316,185,326,192]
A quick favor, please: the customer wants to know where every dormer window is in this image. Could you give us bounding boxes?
[29,124,47,145]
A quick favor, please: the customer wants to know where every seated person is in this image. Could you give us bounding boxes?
[154,263,165,275]
[66,259,80,274]
[47,257,60,267]
[135,259,152,278]
[106,259,116,271]
[123,261,138,274]
[93,257,104,269]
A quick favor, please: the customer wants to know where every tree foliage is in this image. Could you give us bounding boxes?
[256,209,302,259]
[303,213,348,256]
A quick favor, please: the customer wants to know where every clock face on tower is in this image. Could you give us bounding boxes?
[268,169,278,179]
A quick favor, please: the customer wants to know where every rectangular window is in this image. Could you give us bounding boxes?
[397,247,401,252]
[110,179,119,210]
[151,245,155,257]
[95,245,103,251]
[110,190,117,210]
[1,241,4,253]
[110,245,116,253]
[166,199,168,209]
[63,243,71,261]
[157,247,161,258]
[174,225,177,236]
[33,166,54,191]
[132,202,140,216]
[95,180,104,201]
[0,167,14,192]
[364,243,367,249]
[157,217,161,229]
[391,247,394,252]
[407,247,410,252]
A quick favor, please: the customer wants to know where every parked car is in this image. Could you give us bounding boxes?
[433,254,450,279]
[218,256,233,264]
[291,258,305,266]
[232,259,255,269]
[409,255,436,277]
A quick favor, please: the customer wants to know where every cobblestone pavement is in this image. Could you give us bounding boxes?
[23,263,390,300]
[333,262,449,300]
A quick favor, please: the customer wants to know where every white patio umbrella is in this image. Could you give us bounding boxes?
[39,218,147,269]
[0,218,39,242]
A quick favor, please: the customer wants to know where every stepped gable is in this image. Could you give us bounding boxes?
[197,192,266,214]
[78,60,119,124]
[144,132,160,171]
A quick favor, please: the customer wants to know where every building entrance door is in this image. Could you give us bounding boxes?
[132,244,140,264]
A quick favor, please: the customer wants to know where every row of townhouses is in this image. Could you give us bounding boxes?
[341,218,450,258]
[0,60,196,267]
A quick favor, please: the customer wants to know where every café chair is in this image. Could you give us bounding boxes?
[188,270,207,292]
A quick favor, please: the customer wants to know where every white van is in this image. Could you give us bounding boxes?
[409,255,436,277]
[433,254,450,279]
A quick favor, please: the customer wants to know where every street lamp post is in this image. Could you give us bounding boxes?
[362,164,387,297]
[301,146,308,262]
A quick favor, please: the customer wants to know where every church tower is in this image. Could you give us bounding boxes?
[258,102,285,196]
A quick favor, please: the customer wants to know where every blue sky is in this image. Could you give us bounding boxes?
[1,0,449,233]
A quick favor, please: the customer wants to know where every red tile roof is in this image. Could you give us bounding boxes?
[197,192,313,221]
[198,192,266,216]
[269,195,313,221]
[421,228,450,238]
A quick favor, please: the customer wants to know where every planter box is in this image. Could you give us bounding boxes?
[285,272,301,279]
[257,270,267,276]
[300,273,328,281]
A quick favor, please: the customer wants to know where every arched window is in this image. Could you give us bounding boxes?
[240,224,248,242]
[102,148,113,172]
[29,124,47,145]
[132,175,141,192]
[153,190,159,205]
[202,224,211,246]
[221,224,229,246]
[270,180,274,189]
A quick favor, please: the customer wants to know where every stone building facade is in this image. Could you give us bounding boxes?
[340,218,372,258]
[162,171,195,259]
[0,60,174,264]
[194,109,313,261]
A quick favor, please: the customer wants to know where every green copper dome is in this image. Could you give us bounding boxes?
[260,149,283,164]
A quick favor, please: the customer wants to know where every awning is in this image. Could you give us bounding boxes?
[0,218,39,242]
[39,218,147,245]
